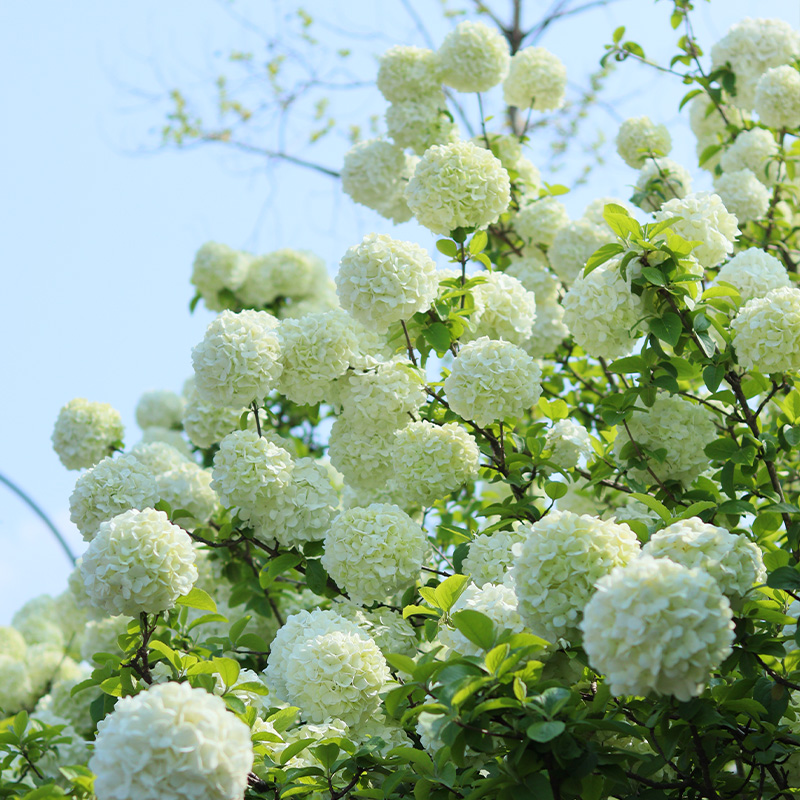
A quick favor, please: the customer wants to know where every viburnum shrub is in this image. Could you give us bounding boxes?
[6,2,800,798]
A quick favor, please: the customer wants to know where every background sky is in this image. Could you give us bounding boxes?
[1,0,799,623]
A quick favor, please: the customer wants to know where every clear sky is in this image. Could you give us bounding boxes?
[1,0,798,623]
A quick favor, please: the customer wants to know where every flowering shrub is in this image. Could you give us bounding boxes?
[7,5,800,800]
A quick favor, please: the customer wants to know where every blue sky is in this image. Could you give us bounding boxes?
[1,0,798,622]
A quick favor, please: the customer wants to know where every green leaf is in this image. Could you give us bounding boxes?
[468,230,488,255]
[403,604,441,619]
[649,313,682,347]
[640,266,667,286]
[704,438,739,461]
[537,398,568,420]
[436,239,458,258]
[526,720,565,742]
[767,567,800,592]
[305,559,328,595]
[602,203,642,239]
[422,322,452,354]
[545,481,568,500]
[544,183,569,196]
[583,242,624,275]
[703,364,725,393]
[279,737,316,766]
[259,553,302,589]
[612,25,625,43]
[176,587,217,613]
[13,711,28,739]
[451,609,495,651]
[189,291,202,313]
[434,574,470,612]
[630,492,671,522]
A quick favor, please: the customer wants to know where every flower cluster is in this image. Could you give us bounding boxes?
[466,271,537,345]
[52,398,124,471]
[548,219,613,284]
[238,248,329,309]
[190,241,250,312]
[615,116,672,168]
[716,247,790,303]
[503,47,566,110]
[754,65,800,129]
[513,197,569,246]
[437,21,509,93]
[713,169,770,223]
[462,528,526,588]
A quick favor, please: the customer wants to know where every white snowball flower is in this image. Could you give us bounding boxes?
[333,356,425,429]
[437,21,509,93]
[513,511,640,642]
[238,249,328,308]
[137,427,193,459]
[523,304,570,357]
[322,504,427,605]
[52,398,124,471]
[465,271,537,345]
[548,219,613,284]
[472,134,541,194]
[386,94,459,155]
[191,309,281,407]
[582,556,735,701]
[406,141,511,235]
[135,390,185,431]
[335,602,418,658]
[713,169,771,223]
[720,128,780,186]
[80,616,131,665]
[616,394,717,486]
[336,234,439,331]
[157,462,218,525]
[327,417,397,491]
[211,429,294,524]
[643,517,766,600]
[128,441,189,475]
[264,609,390,726]
[190,242,251,312]
[582,196,634,227]
[181,393,243,450]
[654,192,739,268]
[545,419,593,469]
[711,18,800,110]
[505,253,560,299]
[80,508,197,617]
[513,197,570,247]
[615,116,672,168]
[389,421,481,506]
[444,337,542,427]
[377,45,442,102]
[341,139,416,223]
[90,681,253,800]
[439,583,523,656]
[633,158,692,212]
[463,527,526,588]
[503,46,566,110]
[0,627,26,661]
[69,453,159,541]
[562,259,644,359]
[716,248,790,303]
[754,65,800,129]
[732,286,800,373]
[0,657,34,713]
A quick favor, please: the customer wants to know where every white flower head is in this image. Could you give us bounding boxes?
[720,128,781,186]
[465,271,537,345]
[156,462,218,526]
[716,247,790,303]
[513,511,641,642]
[462,527,526,588]
[190,242,251,312]
[503,47,566,111]
[238,249,328,308]
[129,441,189,475]
[545,419,593,469]
[437,21,510,93]
[336,234,439,331]
[549,219,614,284]
[444,337,542,427]
[713,169,771,223]
[513,197,569,247]
[616,116,672,168]
[80,508,197,617]
[377,45,442,102]
[643,517,766,599]
[135,390,185,431]
[90,682,253,800]
[52,398,124,471]
[322,503,427,605]
[386,94,459,155]
[754,65,800,129]
[191,309,282,407]
[406,141,511,235]
[327,416,397,491]
[582,556,735,701]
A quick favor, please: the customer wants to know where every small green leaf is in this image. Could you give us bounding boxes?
[436,239,458,258]
[630,492,670,522]
[451,609,495,650]
[468,230,488,254]
[259,553,302,589]
[176,587,217,613]
[545,481,568,500]
[649,313,682,346]
[703,364,725,393]
[584,242,624,275]
[434,574,470,612]
[422,322,452,354]
[527,720,565,742]
[403,604,441,620]
[767,567,800,592]
[305,559,329,595]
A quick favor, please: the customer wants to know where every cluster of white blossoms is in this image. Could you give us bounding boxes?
[181,381,244,449]
[385,92,458,155]
[439,583,523,657]
[265,609,390,726]
[438,21,509,93]
[642,517,766,600]
[322,504,427,605]
[444,337,542,427]
[655,192,740,267]
[192,309,282,407]
[513,197,570,246]
[582,556,735,701]
[713,169,771,223]
[616,394,717,486]
[389,421,481,506]
[376,45,441,102]
[210,430,294,524]
[327,417,397,492]
[90,682,253,800]
[754,65,800,129]
[562,259,644,359]
[135,390,184,431]
[156,461,218,526]
[70,453,159,540]
[190,241,251,312]
[406,141,511,235]
[633,157,692,212]
[466,271,537,345]
[462,527,526,588]
[52,398,124,471]
[473,134,541,194]
[545,419,593,470]
[512,511,641,642]
[710,17,800,110]
[615,116,672,168]
[336,234,439,330]
[335,601,418,657]
[720,128,780,186]
[341,139,416,223]
[80,508,197,617]
[548,219,613,284]
[503,46,567,110]
[238,248,329,309]
[716,248,791,303]
[732,286,800,374]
